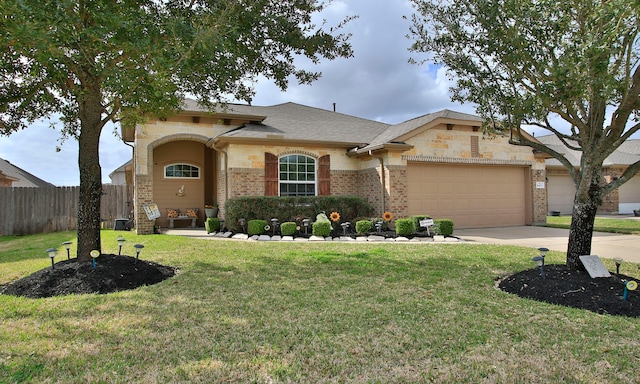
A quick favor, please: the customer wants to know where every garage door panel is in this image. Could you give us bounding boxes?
[407,163,526,229]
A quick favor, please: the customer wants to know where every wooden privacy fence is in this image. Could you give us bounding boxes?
[0,185,131,236]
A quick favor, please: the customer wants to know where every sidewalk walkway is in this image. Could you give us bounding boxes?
[456,226,640,263]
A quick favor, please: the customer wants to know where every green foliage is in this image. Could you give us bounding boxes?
[395,218,416,236]
[409,0,640,264]
[355,220,372,235]
[248,220,267,236]
[205,218,221,234]
[0,1,354,260]
[434,219,454,236]
[280,222,297,236]
[411,215,432,232]
[224,196,374,232]
[312,221,332,237]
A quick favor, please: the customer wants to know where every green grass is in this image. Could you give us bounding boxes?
[546,215,640,234]
[2,231,640,383]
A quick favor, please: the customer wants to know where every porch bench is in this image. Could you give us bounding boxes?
[168,216,197,229]
[166,208,199,229]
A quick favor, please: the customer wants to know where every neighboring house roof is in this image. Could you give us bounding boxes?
[0,157,55,187]
[537,134,640,167]
[108,159,132,179]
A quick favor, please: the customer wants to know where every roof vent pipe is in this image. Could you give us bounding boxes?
[333,102,336,112]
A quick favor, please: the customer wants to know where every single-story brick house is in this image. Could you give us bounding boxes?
[539,134,640,215]
[123,99,548,234]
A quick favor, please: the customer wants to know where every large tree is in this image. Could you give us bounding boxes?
[409,0,640,269]
[0,0,353,261]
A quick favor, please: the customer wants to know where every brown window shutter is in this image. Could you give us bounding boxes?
[265,152,278,196]
[318,155,330,196]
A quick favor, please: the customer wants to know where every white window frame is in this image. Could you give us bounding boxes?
[278,154,317,196]
[164,163,201,179]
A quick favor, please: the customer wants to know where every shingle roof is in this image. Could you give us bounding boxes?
[180,99,484,150]
[0,158,55,187]
[536,134,640,167]
[358,109,484,152]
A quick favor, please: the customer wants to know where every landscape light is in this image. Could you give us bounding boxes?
[117,236,126,255]
[46,248,57,269]
[271,218,279,236]
[532,255,545,279]
[134,244,144,264]
[302,219,311,234]
[341,222,350,235]
[62,241,72,260]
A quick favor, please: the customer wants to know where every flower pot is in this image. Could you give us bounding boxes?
[205,207,218,218]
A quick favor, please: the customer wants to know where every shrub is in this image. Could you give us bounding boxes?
[355,220,372,234]
[248,219,267,236]
[205,218,220,234]
[395,218,416,236]
[223,196,374,232]
[312,220,331,237]
[434,219,454,236]
[411,215,432,232]
[280,221,297,236]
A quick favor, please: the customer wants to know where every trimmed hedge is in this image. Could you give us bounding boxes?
[434,218,454,236]
[205,218,221,234]
[395,218,416,236]
[312,221,332,237]
[224,196,374,232]
[280,221,297,236]
[248,219,267,236]
[355,220,372,235]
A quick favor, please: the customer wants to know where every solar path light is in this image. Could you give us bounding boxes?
[46,248,57,269]
[134,244,144,264]
[62,241,72,260]
[117,235,126,255]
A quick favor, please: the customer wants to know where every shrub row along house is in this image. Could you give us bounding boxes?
[122,99,549,234]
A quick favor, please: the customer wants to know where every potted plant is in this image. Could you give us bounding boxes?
[205,203,218,218]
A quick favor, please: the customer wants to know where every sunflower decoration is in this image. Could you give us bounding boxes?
[329,211,341,222]
[383,211,393,222]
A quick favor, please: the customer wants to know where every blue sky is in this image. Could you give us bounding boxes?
[0,0,524,186]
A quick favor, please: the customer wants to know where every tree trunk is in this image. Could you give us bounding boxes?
[76,86,104,262]
[566,169,603,270]
[566,199,598,270]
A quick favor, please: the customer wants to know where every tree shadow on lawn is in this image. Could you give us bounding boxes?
[2,251,640,318]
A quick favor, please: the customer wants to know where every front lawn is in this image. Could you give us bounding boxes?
[546,215,640,235]
[1,231,639,383]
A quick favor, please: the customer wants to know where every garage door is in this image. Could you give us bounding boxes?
[547,175,575,215]
[407,163,527,228]
[618,176,640,214]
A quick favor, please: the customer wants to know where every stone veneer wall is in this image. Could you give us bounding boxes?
[531,167,548,224]
[135,175,155,234]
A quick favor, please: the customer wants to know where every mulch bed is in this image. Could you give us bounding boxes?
[0,254,176,299]
[498,264,640,317]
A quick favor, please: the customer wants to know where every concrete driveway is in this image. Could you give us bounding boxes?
[456,226,640,263]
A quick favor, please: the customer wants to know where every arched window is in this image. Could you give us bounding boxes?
[279,154,316,196]
[164,163,200,179]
